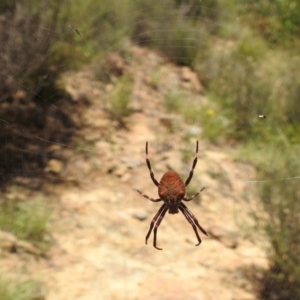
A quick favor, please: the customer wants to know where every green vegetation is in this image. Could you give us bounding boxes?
[1,1,300,298]
[158,2,300,297]
[243,142,300,300]
[107,75,134,124]
[7,0,299,144]
[200,33,300,144]
[0,197,51,251]
[164,90,184,113]
[150,70,162,90]
[131,0,211,66]
[237,0,300,43]
[0,277,43,300]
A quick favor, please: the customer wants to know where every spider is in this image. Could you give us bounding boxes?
[137,140,208,250]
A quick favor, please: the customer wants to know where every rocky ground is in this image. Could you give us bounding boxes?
[0,46,268,300]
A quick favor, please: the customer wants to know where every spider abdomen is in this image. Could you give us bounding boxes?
[158,171,186,203]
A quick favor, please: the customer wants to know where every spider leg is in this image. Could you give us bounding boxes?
[179,205,202,246]
[183,187,205,201]
[145,141,159,187]
[181,202,208,236]
[145,204,167,250]
[153,206,168,250]
[136,190,162,202]
[185,140,199,187]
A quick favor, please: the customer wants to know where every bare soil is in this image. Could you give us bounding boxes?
[0,46,268,300]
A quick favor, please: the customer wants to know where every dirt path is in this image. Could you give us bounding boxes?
[1,46,268,300]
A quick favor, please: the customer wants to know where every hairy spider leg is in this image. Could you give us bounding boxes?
[136,190,162,202]
[179,205,202,246]
[183,187,205,201]
[185,140,199,187]
[146,141,159,186]
[181,202,208,236]
[145,204,167,249]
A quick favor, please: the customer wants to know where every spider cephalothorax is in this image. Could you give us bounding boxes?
[137,141,208,250]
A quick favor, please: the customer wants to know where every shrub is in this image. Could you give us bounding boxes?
[164,90,184,112]
[196,104,231,143]
[0,0,131,188]
[0,277,43,300]
[107,75,134,125]
[236,0,300,43]
[0,0,65,102]
[130,0,211,66]
[246,142,300,300]
[198,26,300,143]
[0,197,51,250]
[155,22,207,66]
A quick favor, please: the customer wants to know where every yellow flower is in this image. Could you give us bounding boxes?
[207,109,215,116]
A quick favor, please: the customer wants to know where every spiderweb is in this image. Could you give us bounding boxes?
[0,1,299,299]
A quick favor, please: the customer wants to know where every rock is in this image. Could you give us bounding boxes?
[208,225,238,249]
[181,66,193,81]
[105,52,126,77]
[0,230,17,251]
[159,115,175,129]
[13,89,27,101]
[46,159,63,174]
[185,125,202,137]
[49,144,63,152]
[180,66,203,92]
[114,163,128,177]
[17,240,41,255]
[84,131,101,142]
[159,114,182,132]
[132,211,148,221]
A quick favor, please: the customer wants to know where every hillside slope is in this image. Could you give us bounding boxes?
[0,46,267,300]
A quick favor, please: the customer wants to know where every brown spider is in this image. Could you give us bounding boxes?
[137,141,208,250]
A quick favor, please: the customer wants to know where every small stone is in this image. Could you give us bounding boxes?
[132,211,148,221]
[186,126,202,137]
[0,230,17,251]
[105,52,126,77]
[49,144,63,152]
[181,66,193,81]
[84,131,101,142]
[180,66,203,92]
[46,159,63,174]
[114,164,128,177]
[160,116,173,128]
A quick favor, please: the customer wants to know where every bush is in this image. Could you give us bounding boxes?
[0,277,43,300]
[130,0,211,66]
[197,26,300,143]
[0,197,51,250]
[0,0,110,188]
[246,143,300,300]
[107,75,134,125]
[236,0,300,43]
[0,0,66,102]
[164,90,184,112]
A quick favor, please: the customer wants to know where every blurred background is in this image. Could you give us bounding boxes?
[0,0,300,299]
